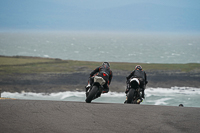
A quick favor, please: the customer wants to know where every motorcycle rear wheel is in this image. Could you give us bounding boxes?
[127,89,135,103]
[85,86,98,103]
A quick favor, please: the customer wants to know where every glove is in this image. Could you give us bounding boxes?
[102,91,108,94]
[125,89,129,94]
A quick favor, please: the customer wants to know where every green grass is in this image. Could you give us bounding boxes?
[108,62,200,72]
[0,56,200,75]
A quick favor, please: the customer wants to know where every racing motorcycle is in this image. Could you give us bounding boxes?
[125,78,143,104]
[85,76,106,103]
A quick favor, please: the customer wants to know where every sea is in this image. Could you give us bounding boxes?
[0,31,200,107]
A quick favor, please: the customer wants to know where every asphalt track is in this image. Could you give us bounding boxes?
[0,100,200,133]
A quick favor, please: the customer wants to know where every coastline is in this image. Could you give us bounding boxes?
[0,55,200,93]
[1,71,200,93]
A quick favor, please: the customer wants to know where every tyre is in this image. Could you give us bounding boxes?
[85,86,98,103]
[127,89,135,103]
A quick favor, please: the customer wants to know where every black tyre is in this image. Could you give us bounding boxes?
[127,89,135,103]
[85,86,98,103]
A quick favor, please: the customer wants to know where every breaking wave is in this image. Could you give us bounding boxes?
[2,87,200,107]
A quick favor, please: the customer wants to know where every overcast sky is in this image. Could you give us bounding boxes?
[0,0,200,32]
[48,0,199,9]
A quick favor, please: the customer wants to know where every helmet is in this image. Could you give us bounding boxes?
[102,62,110,67]
[135,65,142,70]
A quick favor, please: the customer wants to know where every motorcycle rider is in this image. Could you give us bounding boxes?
[85,62,113,97]
[125,65,148,98]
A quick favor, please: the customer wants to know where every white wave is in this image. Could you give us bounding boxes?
[102,92,125,97]
[1,87,200,107]
[146,87,200,96]
[44,55,49,57]
[74,51,79,53]
[154,98,173,105]
[2,87,200,98]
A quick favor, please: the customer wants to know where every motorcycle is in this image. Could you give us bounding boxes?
[85,76,106,103]
[125,78,143,104]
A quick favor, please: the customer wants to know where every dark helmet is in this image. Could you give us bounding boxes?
[135,65,142,70]
[102,62,110,67]
[179,104,184,107]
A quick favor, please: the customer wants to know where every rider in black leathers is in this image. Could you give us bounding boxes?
[85,62,113,94]
[125,65,148,98]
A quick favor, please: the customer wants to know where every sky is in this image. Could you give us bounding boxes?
[0,0,200,32]
[59,0,199,9]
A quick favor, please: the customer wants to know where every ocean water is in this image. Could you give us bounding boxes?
[1,31,200,107]
[0,31,200,63]
[2,87,200,107]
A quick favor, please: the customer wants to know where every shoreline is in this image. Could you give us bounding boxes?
[1,71,200,93]
[0,56,200,93]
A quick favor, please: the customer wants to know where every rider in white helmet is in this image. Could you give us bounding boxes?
[125,65,148,98]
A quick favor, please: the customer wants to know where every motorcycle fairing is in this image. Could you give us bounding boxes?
[94,76,106,86]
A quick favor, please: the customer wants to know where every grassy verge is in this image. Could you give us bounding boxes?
[0,55,200,75]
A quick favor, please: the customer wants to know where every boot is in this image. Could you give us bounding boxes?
[141,90,145,99]
[124,96,128,103]
[85,84,91,98]
[85,84,91,92]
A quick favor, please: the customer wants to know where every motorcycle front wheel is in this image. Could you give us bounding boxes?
[127,89,135,103]
[85,86,98,103]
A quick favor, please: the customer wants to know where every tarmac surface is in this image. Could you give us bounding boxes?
[0,100,200,133]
